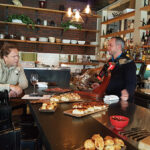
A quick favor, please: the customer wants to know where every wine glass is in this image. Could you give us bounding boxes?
[30,73,38,95]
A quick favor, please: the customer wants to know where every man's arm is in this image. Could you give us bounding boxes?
[123,61,137,98]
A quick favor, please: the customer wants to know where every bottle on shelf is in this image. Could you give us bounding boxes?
[141,32,146,45]
[145,30,149,45]
[130,20,134,29]
[142,18,146,26]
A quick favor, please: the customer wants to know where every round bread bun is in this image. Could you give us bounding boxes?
[104,139,114,146]
[92,134,104,150]
[104,145,115,150]
[113,138,124,147]
[104,136,113,141]
[114,144,121,150]
[84,139,95,149]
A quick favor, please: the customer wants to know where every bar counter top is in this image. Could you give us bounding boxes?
[27,98,150,150]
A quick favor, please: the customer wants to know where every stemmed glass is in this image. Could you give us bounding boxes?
[30,73,38,96]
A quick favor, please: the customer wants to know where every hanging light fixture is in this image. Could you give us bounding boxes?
[70,10,84,24]
[66,8,73,18]
[82,4,91,14]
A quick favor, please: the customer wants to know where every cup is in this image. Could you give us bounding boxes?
[20,36,25,40]
[43,20,48,26]
[48,37,55,43]
[0,34,4,39]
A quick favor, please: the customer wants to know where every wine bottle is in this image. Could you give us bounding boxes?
[141,32,145,45]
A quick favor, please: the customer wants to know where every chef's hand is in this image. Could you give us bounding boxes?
[121,89,129,101]
[120,100,129,111]
[91,83,100,89]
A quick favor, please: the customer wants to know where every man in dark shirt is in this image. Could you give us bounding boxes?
[106,37,136,102]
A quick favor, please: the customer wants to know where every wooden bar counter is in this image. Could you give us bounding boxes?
[27,96,150,150]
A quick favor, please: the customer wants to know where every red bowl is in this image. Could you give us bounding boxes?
[110,115,129,130]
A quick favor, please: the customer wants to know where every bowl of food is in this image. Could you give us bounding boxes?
[110,115,129,130]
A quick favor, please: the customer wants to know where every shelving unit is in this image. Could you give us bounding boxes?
[100,28,134,38]
[59,62,98,66]
[101,11,135,25]
[0,39,98,47]
[0,3,101,18]
[0,2,101,55]
[0,21,99,33]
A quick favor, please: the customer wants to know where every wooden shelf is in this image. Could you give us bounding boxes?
[0,3,101,18]
[142,45,150,48]
[101,11,135,25]
[0,21,99,33]
[139,25,150,30]
[0,39,98,47]
[140,5,150,11]
[59,62,99,66]
[100,29,134,38]
[99,48,107,51]
[98,60,107,63]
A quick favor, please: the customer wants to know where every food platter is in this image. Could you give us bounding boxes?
[64,106,108,117]
[39,102,57,113]
[75,134,126,150]
[43,87,72,93]
[39,106,57,112]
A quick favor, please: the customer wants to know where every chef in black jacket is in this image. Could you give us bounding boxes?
[106,37,136,102]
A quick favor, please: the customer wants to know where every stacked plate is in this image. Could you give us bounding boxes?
[103,95,119,104]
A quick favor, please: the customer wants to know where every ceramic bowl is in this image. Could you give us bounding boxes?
[110,115,129,130]
[78,41,85,45]
[71,40,77,44]
[29,37,37,41]
[39,37,48,42]
[62,39,70,44]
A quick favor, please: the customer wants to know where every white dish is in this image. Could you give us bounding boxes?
[36,82,48,88]
[62,39,70,44]
[78,41,85,45]
[69,25,77,29]
[39,37,48,42]
[71,40,77,44]
[29,37,37,41]
[12,19,23,24]
[90,41,98,45]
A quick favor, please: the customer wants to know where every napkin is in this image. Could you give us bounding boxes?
[103,95,119,104]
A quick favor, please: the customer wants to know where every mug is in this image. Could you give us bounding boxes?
[48,37,55,43]
[43,20,48,26]
[0,34,4,39]
[20,36,25,40]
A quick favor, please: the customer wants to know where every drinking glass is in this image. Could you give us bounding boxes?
[30,74,38,95]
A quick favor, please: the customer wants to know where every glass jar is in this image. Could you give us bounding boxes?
[39,0,47,8]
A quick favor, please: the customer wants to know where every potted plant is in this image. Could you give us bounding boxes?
[61,21,82,31]
[6,14,35,29]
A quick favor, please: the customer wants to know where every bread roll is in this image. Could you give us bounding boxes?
[113,138,124,147]
[104,139,114,146]
[104,145,115,150]
[92,134,104,150]
[84,139,95,150]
